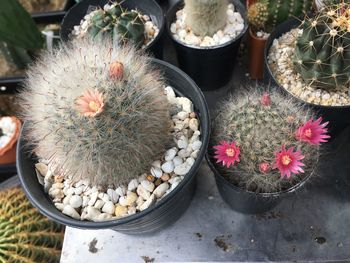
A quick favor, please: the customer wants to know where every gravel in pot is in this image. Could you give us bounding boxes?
[16,38,209,234]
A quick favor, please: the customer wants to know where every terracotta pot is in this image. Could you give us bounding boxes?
[248,28,267,80]
[0,117,21,164]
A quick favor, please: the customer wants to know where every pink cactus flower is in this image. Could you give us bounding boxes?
[261,92,271,106]
[295,117,330,145]
[259,162,271,173]
[273,145,305,178]
[213,141,240,168]
[109,61,124,80]
[75,89,105,117]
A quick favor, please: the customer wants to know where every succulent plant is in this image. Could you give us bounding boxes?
[210,90,329,193]
[19,0,67,13]
[247,0,312,32]
[87,2,145,48]
[184,0,228,37]
[20,38,172,187]
[293,3,350,90]
[0,187,64,262]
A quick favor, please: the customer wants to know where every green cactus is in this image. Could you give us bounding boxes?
[210,90,323,193]
[87,2,145,48]
[293,3,350,90]
[0,187,64,263]
[20,38,172,187]
[247,0,312,32]
[184,0,228,37]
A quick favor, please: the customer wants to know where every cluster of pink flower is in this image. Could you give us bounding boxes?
[213,94,330,179]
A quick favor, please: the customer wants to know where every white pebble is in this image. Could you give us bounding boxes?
[115,186,126,197]
[69,195,82,208]
[139,194,156,211]
[173,156,184,166]
[165,147,177,161]
[94,200,105,209]
[174,162,192,175]
[151,167,163,178]
[137,185,151,200]
[62,205,80,220]
[161,161,175,173]
[153,183,169,198]
[177,135,188,149]
[102,201,115,215]
[107,189,119,203]
[141,180,155,192]
[127,179,139,191]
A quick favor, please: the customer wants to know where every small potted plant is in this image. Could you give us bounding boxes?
[167,0,247,90]
[60,0,165,58]
[247,0,313,79]
[0,116,21,165]
[17,37,210,233]
[207,90,329,213]
[265,2,350,136]
[19,0,73,14]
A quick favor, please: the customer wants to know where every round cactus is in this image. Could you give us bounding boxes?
[20,38,172,187]
[293,3,350,90]
[87,2,145,48]
[184,0,228,37]
[247,0,312,32]
[0,187,64,262]
[210,90,329,193]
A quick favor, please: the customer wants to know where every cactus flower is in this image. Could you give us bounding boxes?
[261,92,271,106]
[109,61,124,80]
[213,141,240,168]
[295,117,330,145]
[75,89,105,117]
[259,162,271,173]
[273,146,305,178]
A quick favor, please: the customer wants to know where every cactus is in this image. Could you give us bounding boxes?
[87,2,145,48]
[314,0,350,11]
[210,90,328,193]
[293,3,350,90]
[20,38,172,187]
[184,0,228,37]
[18,0,67,13]
[0,187,64,262]
[247,0,313,32]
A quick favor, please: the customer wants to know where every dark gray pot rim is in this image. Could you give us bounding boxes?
[264,16,350,110]
[16,58,210,229]
[60,0,165,51]
[166,0,248,50]
[205,152,313,199]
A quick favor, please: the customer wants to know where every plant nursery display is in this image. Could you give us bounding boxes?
[0,116,21,165]
[207,90,330,213]
[0,187,64,262]
[19,0,68,13]
[17,36,209,232]
[247,0,313,79]
[266,3,350,134]
[167,0,247,90]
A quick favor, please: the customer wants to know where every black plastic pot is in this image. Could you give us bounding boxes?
[60,0,165,59]
[206,154,312,214]
[17,59,210,234]
[166,0,248,91]
[264,17,350,136]
[0,12,66,92]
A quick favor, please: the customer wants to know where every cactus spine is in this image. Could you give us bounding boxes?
[0,188,64,262]
[210,90,321,193]
[87,2,145,48]
[293,3,350,90]
[20,38,172,187]
[248,0,312,32]
[184,0,228,37]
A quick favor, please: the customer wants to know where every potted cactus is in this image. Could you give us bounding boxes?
[17,37,210,233]
[265,2,350,136]
[207,90,329,213]
[247,0,313,79]
[167,0,247,90]
[60,0,165,58]
[18,0,72,14]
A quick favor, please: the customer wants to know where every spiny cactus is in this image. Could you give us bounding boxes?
[87,2,145,48]
[184,0,228,37]
[293,3,350,90]
[247,0,312,32]
[0,187,64,262]
[20,38,172,187]
[210,90,329,193]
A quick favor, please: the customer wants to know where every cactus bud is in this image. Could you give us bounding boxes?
[109,61,124,80]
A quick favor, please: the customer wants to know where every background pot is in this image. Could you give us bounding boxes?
[206,153,312,214]
[166,0,248,91]
[264,17,350,136]
[0,117,21,165]
[60,0,165,59]
[248,28,266,80]
[17,59,210,234]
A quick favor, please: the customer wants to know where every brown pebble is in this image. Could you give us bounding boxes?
[146,175,155,182]
[54,176,64,183]
[161,173,170,181]
[155,178,162,186]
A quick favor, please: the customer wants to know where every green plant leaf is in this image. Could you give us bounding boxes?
[0,0,44,50]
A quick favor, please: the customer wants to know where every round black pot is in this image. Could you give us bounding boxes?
[16,59,210,234]
[206,154,312,214]
[166,0,248,91]
[264,17,350,136]
[60,0,165,59]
